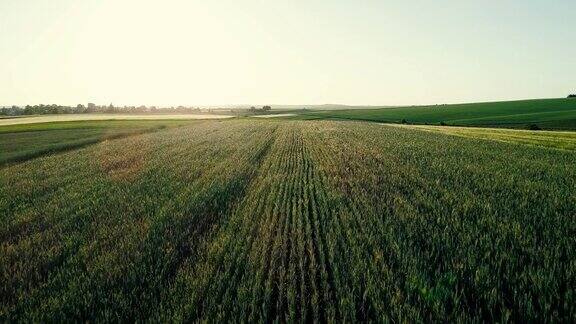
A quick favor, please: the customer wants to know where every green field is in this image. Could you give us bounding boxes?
[396,124,576,151]
[1,119,574,322]
[0,119,200,165]
[287,98,576,130]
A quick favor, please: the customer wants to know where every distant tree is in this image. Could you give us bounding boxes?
[250,106,256,113]
[568,94,576,98]
[75,104,86,113]
[262,105,272,111]
[0,105,23,116]
[528,124,541,131]
[439,121,447,126]
[401,119,408,124]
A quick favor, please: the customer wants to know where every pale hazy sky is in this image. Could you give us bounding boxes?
[1,0,575,106]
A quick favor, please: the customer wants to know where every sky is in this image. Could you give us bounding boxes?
[1,0,575,107]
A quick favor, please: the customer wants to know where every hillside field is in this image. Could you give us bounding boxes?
[287,98,576,130]
[1,119,574,322]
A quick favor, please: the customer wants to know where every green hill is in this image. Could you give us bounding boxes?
[290,98,576,130]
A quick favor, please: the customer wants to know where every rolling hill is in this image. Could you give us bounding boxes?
[288,98,576,130]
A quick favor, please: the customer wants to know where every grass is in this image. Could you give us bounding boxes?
[1,119,575,322]
[0,120,200,165]
[286,98,576,130]
[395,124,576,151]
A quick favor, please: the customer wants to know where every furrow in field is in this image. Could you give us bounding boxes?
[309,153,357,320]
[302,133,336,321]
[306,159,337,321]
[261,130,296,321]
[175,123,341,322]
[299,142,316,322]
[309,122,462,320]
[248,129,294,321]
[163,125,291,321]
[302,121,409,320]
[194,143,280,319]
[274,128,298,321]
[301,122,361,321]
[291,130,307,322]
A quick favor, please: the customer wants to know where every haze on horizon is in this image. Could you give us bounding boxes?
[1,0,575,107]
